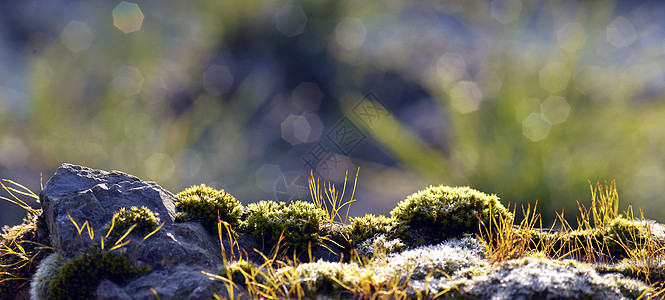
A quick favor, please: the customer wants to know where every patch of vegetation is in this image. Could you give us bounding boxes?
[107,206,160,239]
[390,185,511,245]
[244,200,327,256]
[348,214,393,245]
[210,179,665,299]
[174,184,243,235]
[275,261,368,298]
[33,249,150,300]
[0,212,51,298]
[30,209,162,300]
[309,169,358,230]
[4,172,665,299]
[0,179,51,299]
[220,259,264,286]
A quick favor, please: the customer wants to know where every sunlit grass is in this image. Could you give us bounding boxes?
[308,168,359,229]
[0,178,50,296]
[4,174,665,298]
[477,201,541,263]
[205,179,665,299]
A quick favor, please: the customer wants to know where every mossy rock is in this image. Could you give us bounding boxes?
[390,185,511,245]
[175,184,243,235]
[220,259,265,286]
[524,216,647,260]
[31,249,150,300]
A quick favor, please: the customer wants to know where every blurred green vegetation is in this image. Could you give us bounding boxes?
[2,0,665,226]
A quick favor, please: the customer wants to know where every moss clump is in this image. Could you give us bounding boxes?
[348,214,393,245]
[175,184,243,234]
[108,206,160,238]
[30,252,67,300]
[390,185,511,245]
[220,260,265,285]
[244,200,326,255]
[604,217,645,256]
[40,249,150,300]
[525,217,647,260]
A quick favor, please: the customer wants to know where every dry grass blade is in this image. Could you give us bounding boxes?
[589,179,619,228]
[108,223,136,252]
[477,201,541,263]
[308,168,359,230]
[0,179,39,214]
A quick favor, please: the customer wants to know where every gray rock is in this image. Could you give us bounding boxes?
[36,164,238,299]
[95,280,132,300]
[40,163,177,252]
[98,267,247,300]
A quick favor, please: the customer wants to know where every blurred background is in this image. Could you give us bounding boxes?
[1,0,664,228]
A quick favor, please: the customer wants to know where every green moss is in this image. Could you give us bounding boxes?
[44,249,150,300]
[244,200,326,255]
[604,217,644,256]
[30,252,67,300]
[390,185,511,245]
[348,214,393,245]
[220,260,264,285]
[596,257,665,288]
[108,206,160,238]
[524,217,646,260]
[175,184,243,234]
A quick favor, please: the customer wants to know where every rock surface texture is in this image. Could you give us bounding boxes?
[38,164,238,299]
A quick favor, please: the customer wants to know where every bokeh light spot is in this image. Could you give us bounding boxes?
[541,96,571,125]
[450,81,483,113]
[112,66,144,96]
[436,52,466,82]
[539,62,570,93]
[113,2,144,34]
[202,65,234,96]
[256,164,283,193]
[281,114,323,145]
[292,82,323,112]
[144,153,175,182]
[275,4,307,37]
[335,18,367,50]
[491,0,523,24]
[60,20,93,53]
[606,17,636,48]
[557,22,587,53]
[522,113,551,141]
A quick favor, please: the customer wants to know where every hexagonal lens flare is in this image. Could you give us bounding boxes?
[113,2,145,34]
